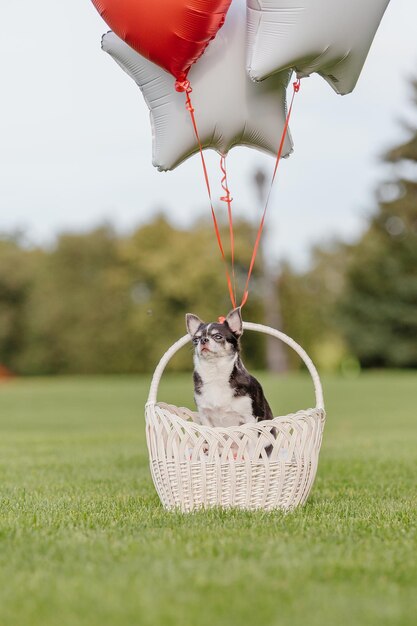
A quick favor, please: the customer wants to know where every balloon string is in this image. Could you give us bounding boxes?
[240,78,301,308]
[176,79,236,308]
[220,154,236,306]
[175,77,300,312]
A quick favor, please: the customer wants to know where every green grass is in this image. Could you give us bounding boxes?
[0,371,416,626]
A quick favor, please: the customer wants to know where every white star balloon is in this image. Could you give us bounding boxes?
[246,0,390,95]
[102,0,292,171]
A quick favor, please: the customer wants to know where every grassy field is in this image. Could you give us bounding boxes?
[0,370,416,626]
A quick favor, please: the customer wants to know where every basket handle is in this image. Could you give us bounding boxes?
[146,322,324,410]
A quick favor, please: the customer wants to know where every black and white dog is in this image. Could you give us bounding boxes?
[185,307,274,429]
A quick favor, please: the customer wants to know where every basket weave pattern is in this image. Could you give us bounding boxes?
[145,323,326,512]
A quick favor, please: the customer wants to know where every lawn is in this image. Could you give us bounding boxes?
[0,370,416,626]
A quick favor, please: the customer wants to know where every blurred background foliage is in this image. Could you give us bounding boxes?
[0,218,265,375]
[1,84,417,376]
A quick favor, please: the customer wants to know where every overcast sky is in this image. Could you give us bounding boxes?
[1,0,416,267]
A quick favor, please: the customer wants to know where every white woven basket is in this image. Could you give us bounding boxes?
[145,322,326,512]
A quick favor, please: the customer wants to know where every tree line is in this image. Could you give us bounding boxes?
[0,218,266,375]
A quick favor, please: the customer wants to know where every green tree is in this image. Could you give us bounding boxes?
[340,82,417,367]
[15,226,133,374]
[0,235,41,373]
[119,215,266,372]
[279,244,351,370]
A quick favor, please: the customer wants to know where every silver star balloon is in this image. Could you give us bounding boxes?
[102,0,292,171]
[246,0,390,95]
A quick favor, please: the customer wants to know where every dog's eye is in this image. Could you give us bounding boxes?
[213,334,223,341]
[192,337,199,345]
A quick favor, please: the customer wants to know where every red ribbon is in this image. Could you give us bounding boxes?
[219,154,236,307]
[240,78,301,308]
[182,83,236,308]
[174,78,191,93]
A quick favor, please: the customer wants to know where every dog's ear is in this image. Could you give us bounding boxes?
[226,307,243,337]
[186,313,204,337]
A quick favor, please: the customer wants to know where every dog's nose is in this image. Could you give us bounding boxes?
[200,337,209,344]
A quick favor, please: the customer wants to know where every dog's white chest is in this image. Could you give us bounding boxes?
[194,359,255,428]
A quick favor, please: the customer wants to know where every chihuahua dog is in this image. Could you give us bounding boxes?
[185,307,274,430]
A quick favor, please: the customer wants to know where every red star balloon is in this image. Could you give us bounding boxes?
[91,0,232,82]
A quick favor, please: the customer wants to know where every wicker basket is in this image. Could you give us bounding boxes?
[145,322,326,512]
